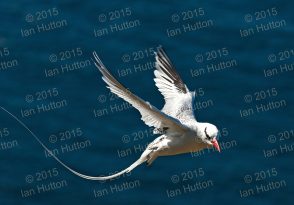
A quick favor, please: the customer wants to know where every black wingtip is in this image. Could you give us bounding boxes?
[157,45,164,53]
[92,51,99,67]
[92,51,105,71]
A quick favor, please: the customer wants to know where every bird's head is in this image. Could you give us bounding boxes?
[198,123,221,152]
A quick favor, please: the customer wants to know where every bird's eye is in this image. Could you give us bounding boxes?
[204,127,212,140]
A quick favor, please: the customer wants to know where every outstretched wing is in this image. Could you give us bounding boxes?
[93,52,189,134]
[154,47,196,123]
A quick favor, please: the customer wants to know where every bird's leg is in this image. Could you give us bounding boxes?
[145,146,159,166]
[145,135,168,166]
[146,153,158,166]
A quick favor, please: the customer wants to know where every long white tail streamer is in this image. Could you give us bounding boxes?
[0,106,141,180]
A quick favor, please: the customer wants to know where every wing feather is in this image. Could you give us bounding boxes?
[93,52,189,133]
[154,47,196,122]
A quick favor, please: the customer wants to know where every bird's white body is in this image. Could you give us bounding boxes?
[148,133,208,157]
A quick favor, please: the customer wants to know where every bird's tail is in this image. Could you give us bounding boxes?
[93,156,147,180]
[0,106,146,181]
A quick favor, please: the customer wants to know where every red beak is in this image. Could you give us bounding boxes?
[211,139,221,152]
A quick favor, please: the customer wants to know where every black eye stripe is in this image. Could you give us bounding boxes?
[204,127,211,139]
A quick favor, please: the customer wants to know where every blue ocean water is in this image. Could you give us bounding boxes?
[0,0,293,204]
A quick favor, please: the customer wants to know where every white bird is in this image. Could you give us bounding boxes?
[88,46,221,180]
[0,47,220,181]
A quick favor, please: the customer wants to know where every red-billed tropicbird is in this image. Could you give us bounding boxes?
[85,46,221,180]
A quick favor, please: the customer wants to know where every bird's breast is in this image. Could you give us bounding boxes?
[159,134,207,156]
